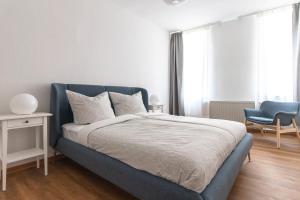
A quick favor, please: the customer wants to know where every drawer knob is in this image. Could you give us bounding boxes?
[24,120,29,123]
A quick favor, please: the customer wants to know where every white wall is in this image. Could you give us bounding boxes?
[209,16,256,101]
[0,0,169,161]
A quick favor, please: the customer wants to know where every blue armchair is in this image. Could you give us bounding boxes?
[244,101,300,148]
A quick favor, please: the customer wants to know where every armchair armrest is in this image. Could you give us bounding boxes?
[274,111,297,126]
[244,108,263,118]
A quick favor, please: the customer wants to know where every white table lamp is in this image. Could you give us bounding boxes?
[150,94,160,106]
[9,93,38,114]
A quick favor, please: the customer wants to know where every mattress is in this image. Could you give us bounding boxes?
[62,123,86,143]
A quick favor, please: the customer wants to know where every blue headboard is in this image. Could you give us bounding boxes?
[50,83,149,147]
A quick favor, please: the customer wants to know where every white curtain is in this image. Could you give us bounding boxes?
[256,6,295,103]
[292,3,300,123]
[182,28,210,117]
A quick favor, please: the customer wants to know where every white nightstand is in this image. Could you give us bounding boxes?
[148,105,163,113]
[0,112,52,191]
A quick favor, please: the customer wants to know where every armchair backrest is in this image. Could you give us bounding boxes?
[260,101,300,118]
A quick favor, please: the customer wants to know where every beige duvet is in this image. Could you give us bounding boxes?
[77,113,246,193]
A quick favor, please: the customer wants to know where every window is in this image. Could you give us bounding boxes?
[183,28,210,117]
[181,6,295,117]
[256,6,295,102]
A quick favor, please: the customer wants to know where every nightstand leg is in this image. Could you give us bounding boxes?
[2,164,6,192]
[53,150,57,164]
[0,165,1,183]
[43,117,48,176]
[0,160,2,181]
[35,126,40,169]
[1,121,7,191]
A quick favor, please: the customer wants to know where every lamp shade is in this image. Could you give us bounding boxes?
[150,94,160,105]
[9,94,38,114]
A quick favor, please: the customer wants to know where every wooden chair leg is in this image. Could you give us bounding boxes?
[276,131,280,149]
[247,152,251,162]
[244,120,249,131]
[260,127,265,135]
[276,119,281,149]
[292,118,300,140]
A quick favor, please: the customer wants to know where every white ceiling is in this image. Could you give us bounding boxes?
[111,0,298,31]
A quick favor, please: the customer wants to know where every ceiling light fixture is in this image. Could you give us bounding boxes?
[164,0,188,6]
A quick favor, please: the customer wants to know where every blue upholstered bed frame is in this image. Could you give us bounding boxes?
[50,83,253,200]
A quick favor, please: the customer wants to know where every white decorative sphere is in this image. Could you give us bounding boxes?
[150,94,160,105]
[10,94,38,114]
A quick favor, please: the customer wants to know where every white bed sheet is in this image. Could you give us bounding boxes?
[62,123,86,143]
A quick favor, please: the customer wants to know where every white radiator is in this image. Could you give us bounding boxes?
[209,101,255,122]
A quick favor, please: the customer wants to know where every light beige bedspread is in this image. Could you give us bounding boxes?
[78,114,246,193]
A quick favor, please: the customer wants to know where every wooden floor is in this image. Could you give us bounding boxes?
[1,132,300,200]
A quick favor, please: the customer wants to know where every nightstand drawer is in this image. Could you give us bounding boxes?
[7,117,43,128]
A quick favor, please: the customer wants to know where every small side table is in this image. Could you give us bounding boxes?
[148,105,163,113]
[0,112,52,191]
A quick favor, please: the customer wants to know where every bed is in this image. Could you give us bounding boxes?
[50,83,253,200]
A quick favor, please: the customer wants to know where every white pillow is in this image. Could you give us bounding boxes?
[109,91,147,116]
[66,90,115,124]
